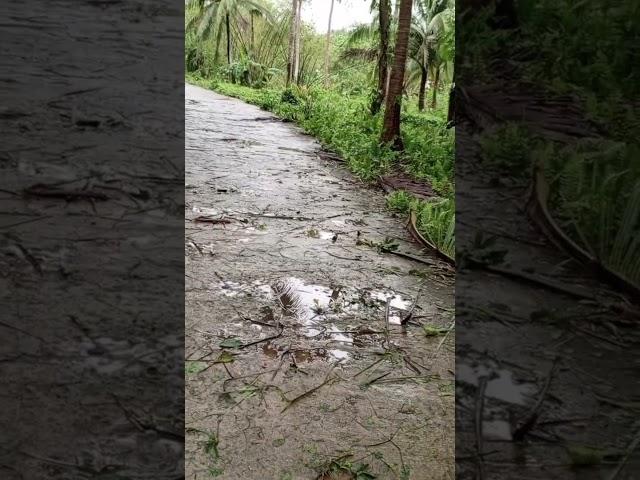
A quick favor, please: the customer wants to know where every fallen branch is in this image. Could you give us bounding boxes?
[193,216,233,225]
[387,249,439,266]
[468,258,595,300]
[526,161,640,303]
[23,183,108,202]
[513,360,557,441]
[409,210,455,266]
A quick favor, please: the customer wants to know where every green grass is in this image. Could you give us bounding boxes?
[479,123,538,175]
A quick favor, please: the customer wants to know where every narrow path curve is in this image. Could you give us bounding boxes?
[185,84,454,480]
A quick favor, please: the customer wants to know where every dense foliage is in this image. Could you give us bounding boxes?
[469,0,640,287]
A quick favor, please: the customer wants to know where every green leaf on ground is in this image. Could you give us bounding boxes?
[215,351,235,363]
[220,338,243,349]
[185,361,207,374]
[423,325,449,337]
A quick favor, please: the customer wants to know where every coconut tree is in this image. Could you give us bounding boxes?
[428,5,454,109]
[286,0,302,86]
[186,0,272,71]
[380,0,413,149]
[323,0,336,86]
[409,0,452,111]
[371,0,391,114]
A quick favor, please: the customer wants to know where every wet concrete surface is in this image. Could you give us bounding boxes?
[456,120,640,479]
[185,84,455,479]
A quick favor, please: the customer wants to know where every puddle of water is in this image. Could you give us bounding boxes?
[328,325,353,344]
[213,277,414,327]
[372,291,412,310]
[329,349,349,361]
[371,290,413,325]
[457,363,537,406]
[271,277,335,321]
[213,276,415,362]
[191,206,219,215]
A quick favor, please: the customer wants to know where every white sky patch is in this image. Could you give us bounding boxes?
[301,0,373,33]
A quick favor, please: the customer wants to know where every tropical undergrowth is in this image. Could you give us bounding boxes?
[541,140,640,286]
[478,123,640,287]
[465,0,640,290]
[387,191,455,260]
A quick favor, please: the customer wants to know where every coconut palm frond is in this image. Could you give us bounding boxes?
[340,47,378,62]
[344,22,378,49]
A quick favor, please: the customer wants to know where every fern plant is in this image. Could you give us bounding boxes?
[542,139,640,285]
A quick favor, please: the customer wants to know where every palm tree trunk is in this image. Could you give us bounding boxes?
[226,13,233,82]
[250,12,255,56]
[323,0,335,87]
[293,0,302,84]
[286,0,297,86]
[447,84,455,125]
[418,66,428,111]
[226,14,232,64]
[380,0,413,150]
[385,68,391,96]
[370,0,390,114]
[430,67,440,109]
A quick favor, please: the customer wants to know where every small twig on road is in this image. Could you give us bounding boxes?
[373,374,438,384]
[223,368,280,390]
[238,327,284,349]
[513,359,558,441]
[193,216,233,225]
[281,365,338,413]
[23,184,109,202]
[469,258,594,300]
[387,249,439,267]
[360,426,403,448]
[352,358,385,379]
[323,251,362,261]
[271,348,291,381]
[362,371,393,387]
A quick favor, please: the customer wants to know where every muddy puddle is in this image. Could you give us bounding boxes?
[212,276,419,361]
[457,362,537,406]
